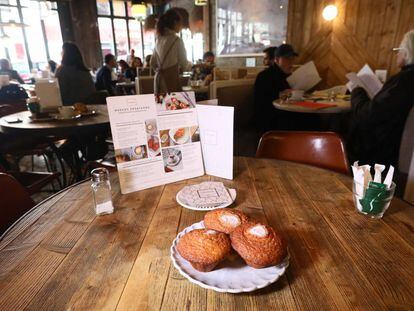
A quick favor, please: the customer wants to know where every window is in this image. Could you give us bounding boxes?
[96,0,153,62]
[97,1,203,64]
[216,0,288,56]
[0,0,63,78]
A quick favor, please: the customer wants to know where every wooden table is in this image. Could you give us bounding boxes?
[0,105,109,137]
[273,99,351,114]
[1,157,413,310]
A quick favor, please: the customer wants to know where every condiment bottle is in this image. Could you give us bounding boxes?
[91,168,114,215]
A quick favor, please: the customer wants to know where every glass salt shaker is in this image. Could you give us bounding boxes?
[91,168,114,215]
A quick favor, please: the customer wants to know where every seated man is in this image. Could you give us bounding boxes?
[253,44,298,131]
[0,59,24,84]
[190,51,215,85]
[263,46,277,67]
[347,29,414,166]
[95,54,117,96]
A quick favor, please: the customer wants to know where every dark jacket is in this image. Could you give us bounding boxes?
[55,65,96,105]
[254,64,290,131]
[348,64,414,166]
[0,69,24,84]
[95,65,116,96]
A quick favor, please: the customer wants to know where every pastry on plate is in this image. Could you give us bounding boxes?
[204,208,249,234]
[230,222,287,269]
[177,229,231,272]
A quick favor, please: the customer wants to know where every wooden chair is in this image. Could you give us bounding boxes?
[0,163,61,195]
[0,173,35,235]
[256,131,350,174]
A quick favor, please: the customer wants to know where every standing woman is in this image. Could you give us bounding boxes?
[55,42,96,105]
[151,9,189,93]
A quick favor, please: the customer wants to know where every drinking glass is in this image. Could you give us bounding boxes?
[352,181,396,219]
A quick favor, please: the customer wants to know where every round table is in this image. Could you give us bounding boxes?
[0,105,109,137]
[0,157,413,310]
[273,99,351,114]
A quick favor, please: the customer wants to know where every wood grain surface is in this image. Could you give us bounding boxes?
[0,157,413,310]
[287,0,414,88]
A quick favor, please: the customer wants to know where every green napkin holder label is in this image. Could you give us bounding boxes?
[359,181,389,215]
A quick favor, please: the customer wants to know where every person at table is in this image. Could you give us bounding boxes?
[0,59,24,84]
[190,51,215,85]
[253,44,298,131]
[144,55,152,68]
[150,9,190,93]
[347,29,414,166]
[55,42,96,106]
[95,54,118,96]
[118,60,136,81]
[263,46,277,67]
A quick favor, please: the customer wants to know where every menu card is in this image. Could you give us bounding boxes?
[196,104,234,180]
[346,64,383,99]
[287,61,321,91]
[107,92,204,194]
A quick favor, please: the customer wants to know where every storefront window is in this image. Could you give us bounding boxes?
[0,0,63,78]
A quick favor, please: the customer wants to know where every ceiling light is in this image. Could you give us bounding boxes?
[195,0,208,6]
[131,1,147,21]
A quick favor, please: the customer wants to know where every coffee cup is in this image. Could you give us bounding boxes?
[290,89,305,101]
[58,106,75,119]
[26,97,41,115]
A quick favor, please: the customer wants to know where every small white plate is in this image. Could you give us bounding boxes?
[170,221,289,293]
[176,188,236,211]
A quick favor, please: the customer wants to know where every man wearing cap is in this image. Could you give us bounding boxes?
[254,44,298,131]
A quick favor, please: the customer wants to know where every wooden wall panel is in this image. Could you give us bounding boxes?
[287,0,414,87]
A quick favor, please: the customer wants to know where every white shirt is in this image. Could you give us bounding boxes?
[150,29,189,71]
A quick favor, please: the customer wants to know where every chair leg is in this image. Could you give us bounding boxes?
[42,154,57,192]
[48,143,67,189]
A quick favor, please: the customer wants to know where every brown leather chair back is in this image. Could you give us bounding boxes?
[256,131,350,174]
[0,173,35,235]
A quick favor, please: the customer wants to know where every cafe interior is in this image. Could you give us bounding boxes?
[0,0,414,309]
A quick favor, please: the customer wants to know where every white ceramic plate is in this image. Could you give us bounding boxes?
[170,221,290,293]
[176,188,237,211]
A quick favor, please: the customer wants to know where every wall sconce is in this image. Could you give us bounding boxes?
[322,5,338,21]
[131,1,147,21]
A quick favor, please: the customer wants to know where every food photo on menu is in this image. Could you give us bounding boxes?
[162,147,184,173]
[145,118,161,157]
[159,126,200,147]
[115,145,148,163]
[155,92,196,112]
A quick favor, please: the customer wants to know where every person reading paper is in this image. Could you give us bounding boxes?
[254,44,298,131]
[347,30,414,166]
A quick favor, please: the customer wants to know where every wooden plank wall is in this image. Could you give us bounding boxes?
[287,0,414,88]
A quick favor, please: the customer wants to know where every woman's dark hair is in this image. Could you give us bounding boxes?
[118,59,129,69]
[48,60,57,73]
[156,9,181,36]
[61,42,89,71]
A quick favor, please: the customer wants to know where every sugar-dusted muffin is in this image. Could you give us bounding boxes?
[177,229,232,272]
[204,208,250,234]
[230,222,287,269]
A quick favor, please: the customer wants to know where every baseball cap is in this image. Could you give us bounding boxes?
[274,44,299,57]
